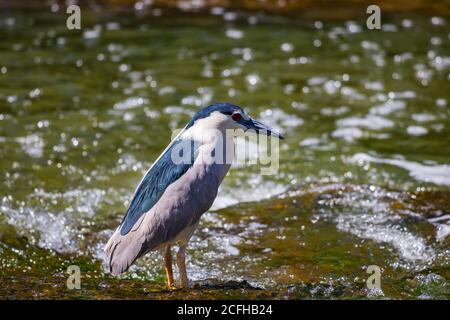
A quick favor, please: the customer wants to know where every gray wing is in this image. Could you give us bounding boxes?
[119,139,197,235]
[105,162,224,276]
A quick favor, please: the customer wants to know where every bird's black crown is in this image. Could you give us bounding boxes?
[186,102,244,129]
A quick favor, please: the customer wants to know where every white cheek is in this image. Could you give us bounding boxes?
[232,119,246,130]
[181,111,229,141]
[210,112,229,126]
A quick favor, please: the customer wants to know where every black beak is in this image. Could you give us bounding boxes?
[241,118,284,139]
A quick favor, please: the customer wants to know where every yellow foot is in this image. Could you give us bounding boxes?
[166,281,176,289]
[166,280,178,290]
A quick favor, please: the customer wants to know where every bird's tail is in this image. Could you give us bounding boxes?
[104,227,144,276]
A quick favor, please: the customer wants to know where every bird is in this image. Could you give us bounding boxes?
[104,102,283,288]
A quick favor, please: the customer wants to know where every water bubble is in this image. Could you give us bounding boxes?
[307,76,326,86]
[346,21,362,33]
[370,99,405,116]
[228,88,237,97]
[431,16,445,26]
[37,120,50,128]
[364,81,383,91]
[242,49,252,61]
[16,135,44,158]
[158,86,176,96]
[281,43,294,52]
[288,56,309,65]
[414,64,433,85]
[152,8,163,16]
[412,113,435,123]
[435,98,447,107]
[407,125,428,136]
[337,115,394,130]
[361,40,380,50]
[245,74,260,86]
[5,17,15,27]
[339,43,349,51]
[223,12,237,21]
[123,112,135,122]
[83,26,101,40]
[7,95,18,104]
[430,37,442,46]
[225,29,244,39]
[321,106,349,116]
[56,37,66,46]
[323,80,341,95]
[50,3,59,12]
[392,72,401,80]
[210,7,225,15]
[221,67,241,77]
[107,43,121,53]
[402,19,413,28]
[29,88,42,98]
[134,1,144,10]
[106,22,121,31]
[300,137,320,147]
[349,55,360,64]
[119,64,130,72]
[71,137,79,147]
[284,84,295,94]
[382,23,398,32]
[113,97,148,110]
[247,16,258,25]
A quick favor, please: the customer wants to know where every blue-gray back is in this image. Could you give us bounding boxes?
[119,139,198,235]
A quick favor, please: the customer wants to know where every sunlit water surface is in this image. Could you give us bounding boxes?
[0,7,449,299]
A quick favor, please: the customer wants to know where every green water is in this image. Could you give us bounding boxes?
[0,6,449,299]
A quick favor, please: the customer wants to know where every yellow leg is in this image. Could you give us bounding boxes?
[164,245,175,288]
[177,245,189,288]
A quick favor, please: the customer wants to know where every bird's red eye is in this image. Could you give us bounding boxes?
[231,113,242,121]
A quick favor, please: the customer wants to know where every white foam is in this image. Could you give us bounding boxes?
[225,29,244,39]
[350,153,450,187]
[331,127,364,142]
[16,134,44,158]
[370,99,406,115]
[407,125,428,136]
[258,108,304,134]
[337,115,394,130]
[335,211,435,263]
[1,188,108,252]
[113,97,148,110]
[211,175,286,210]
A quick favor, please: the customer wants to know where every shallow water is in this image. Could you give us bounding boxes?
[0,6,449,299]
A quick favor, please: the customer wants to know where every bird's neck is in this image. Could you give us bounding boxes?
[195,131,235,166]
[180,123,235,183]
[184,130,232,185]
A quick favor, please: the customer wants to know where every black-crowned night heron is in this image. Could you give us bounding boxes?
[105,102,283,288]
